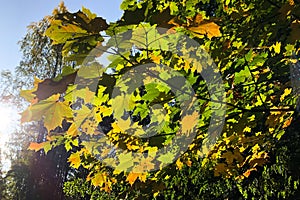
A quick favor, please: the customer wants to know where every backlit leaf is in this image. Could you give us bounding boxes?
[181,111,200,133]
[21,94,72,132]
[126,172,139,185]
[280,88,292,101]
[28,142,49,152]
[68,151,82,169]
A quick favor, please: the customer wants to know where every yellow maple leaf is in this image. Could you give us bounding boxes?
[68,151,81,169]
[80,118,98,135]
[181,111,199,133]
[91,172,105,187]
[20,89,37,103]
[280,88,292,101]
[73,87,96,103]
[139,173,147,182]
[176,159,184,170]
[21,94,73,132]
[126,139,140,151]
[188,14,221,39]
[243,126,251,133]
[112,94,130,119]
[66,123,78,137]
[274,42,281,54]
[88,172,115,192]
[20,77,42,103]
[116,118,131,132]
[252,144,260,153]
[132,156,155,173]
[188,143,196,150]
[73,104,93,126]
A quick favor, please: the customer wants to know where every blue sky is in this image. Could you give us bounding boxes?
[0,0,123,71]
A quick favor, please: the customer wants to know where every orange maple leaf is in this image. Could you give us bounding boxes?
[181,111,199,133]
[126,172,139,186]
[28,142,47,151]
[188,21,221,39]
[168,13,221,39]
[243,168,257,178]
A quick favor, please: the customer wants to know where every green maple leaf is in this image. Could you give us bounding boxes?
[157,151,176,165]
[115,152,134,172]
[45,20,88,45]
[112,94,130,118]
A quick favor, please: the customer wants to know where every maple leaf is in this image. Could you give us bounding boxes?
[169,14,221,39]
[80,117,98,135]
[157,151,176,165]
[176,159,184,170]
[126,142,140,151]
[20,77,43,103]
[45,19,88,45]
[126,172,139,186]
[73,87,96,103]
[214,163,227,176]
[87,171,115,192]
[44,103,73,132]
[181,111,200,133]
[150,54,163,64]
[20,89,37,102]
[132,156,155,172]
[66,123,79,137]
[115,153,134,172]
[21,94,73,132]
[112,94,130,119]
[282,117,293,128]
[21,94,73,131]
[73,105,93,127]
[139,173,147,182]
[273,42,281,54]
[188,22,221,39]
[91,172,105,187]
[243,168,257,178]
[243,126,251,133]
[126,172,147,185]
[280,88,292,101]
[33,72,77,101]
[185,159,192,167]
[28,142,49,152]
[115,118,131,133]
[68,151,82,169]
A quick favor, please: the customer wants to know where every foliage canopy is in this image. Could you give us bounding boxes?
[20,0,300,199]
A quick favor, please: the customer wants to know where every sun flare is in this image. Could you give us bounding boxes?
[0,103,19,172]
[0,104,18,146]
